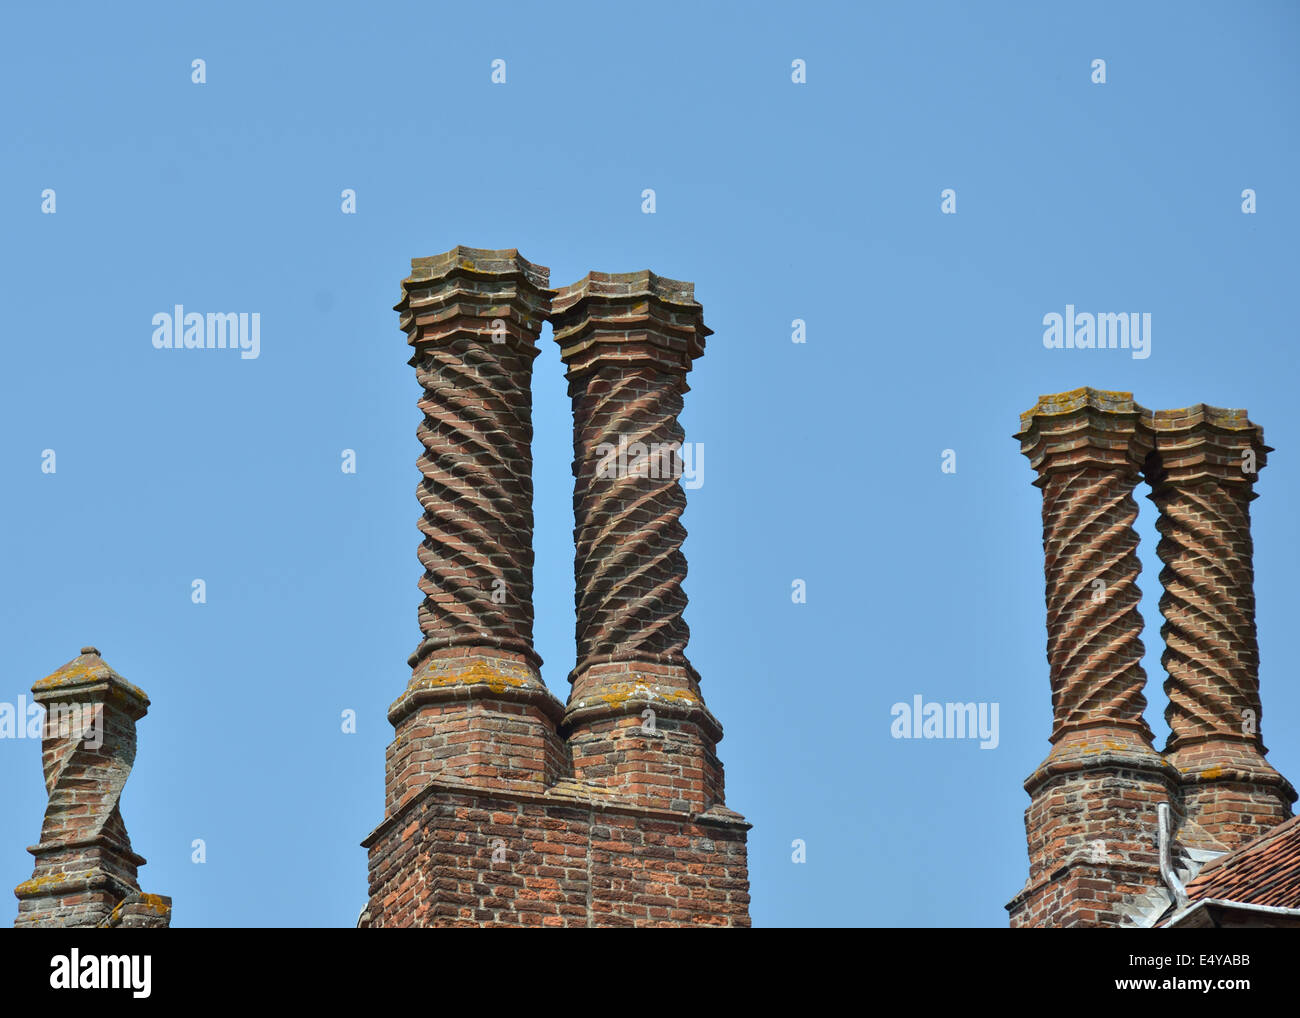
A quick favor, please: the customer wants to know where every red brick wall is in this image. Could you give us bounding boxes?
[363,785,749,928]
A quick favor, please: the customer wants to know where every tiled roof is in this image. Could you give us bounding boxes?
[1181,814,1300,909]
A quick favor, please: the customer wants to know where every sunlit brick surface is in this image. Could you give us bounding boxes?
[365,251,749,928]
[1009,389,1294,928]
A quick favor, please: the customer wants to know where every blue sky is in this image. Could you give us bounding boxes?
[1,1,1297,927]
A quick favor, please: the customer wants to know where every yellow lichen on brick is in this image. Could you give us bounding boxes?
[412,659,531,694]
[14,868,93,895]
[592,682,695,708]
[138,892,170,914]
[34,661,147,703]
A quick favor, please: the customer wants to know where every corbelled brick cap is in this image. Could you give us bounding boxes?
[1147,404,1270,489]
[14,647,171,928]
[550,271,711,681]
[1015,387,1153,484]
[551,270,710,383]
[1147,405,1271,750]
[1014,388,1154,742]
[395,246,554,674]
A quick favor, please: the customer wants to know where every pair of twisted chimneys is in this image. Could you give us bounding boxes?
[381,246,726,817]
[1009,387,1295,927]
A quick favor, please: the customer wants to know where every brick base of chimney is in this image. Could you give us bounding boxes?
[1165,739,1295,850]
[383,649,568,812]
[366,654,750,928]
[362,781,749,927]
[1008,727,1181,928]
[564,660,726,815]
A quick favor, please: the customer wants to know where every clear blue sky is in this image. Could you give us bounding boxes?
[1,2,1297,928]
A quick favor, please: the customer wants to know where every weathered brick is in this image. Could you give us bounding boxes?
[362,251,750,929]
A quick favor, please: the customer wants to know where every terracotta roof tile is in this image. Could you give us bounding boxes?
[1182,814,1300,909]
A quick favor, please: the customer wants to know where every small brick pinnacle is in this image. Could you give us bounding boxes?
[14,651,169,928]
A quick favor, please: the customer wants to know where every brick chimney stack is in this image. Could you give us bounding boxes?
[14,647,172,928]
[1008,389,1179,928]
[550,271,725,814]
[384,247,566,811]
[1147,405,1295,848]
[364,250,749,928]
[1009,389,1295,928]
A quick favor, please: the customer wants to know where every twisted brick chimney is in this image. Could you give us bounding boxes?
[363,248,749,928]
[1008,389,1178,928]
[379,246,565,815]
[551,271,724,814]
[14,647,172,928]
[1147,405,1294,848]
[1008,388,1294,928]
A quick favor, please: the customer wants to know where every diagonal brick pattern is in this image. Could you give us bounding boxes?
[550,271,727,815]
[1010,389,1177,928]
[364,251,749,928]
[1147,405,1294,849]
[396,246,554,670]
[13,648,171,928]
[1009,389,1295,928]
[551,271,709,675]
[1017,387,1155,743]
[1040,465,1150,738]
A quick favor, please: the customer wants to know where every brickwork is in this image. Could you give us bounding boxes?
[1009,388,1295,928]
[550,270,709,673]
[398,246,553,671]
[382,248,568,816]
[551,271,724,813]
[13,647,171,928]
[365,249,749,928]
[1147,405,1294,848]
[363,783,748,927]
[1009,389,1172,927]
